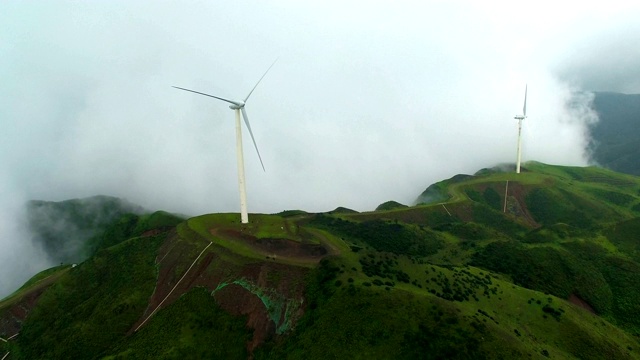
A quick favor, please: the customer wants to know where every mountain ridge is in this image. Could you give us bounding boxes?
[2,162,640,359]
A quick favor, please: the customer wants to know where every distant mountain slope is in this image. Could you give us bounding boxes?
[590,92,640,175]
[3,162,640,359]
[27,196,145,264]
[415,162,640,229]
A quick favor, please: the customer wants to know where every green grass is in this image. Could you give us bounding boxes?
[183,215,261,259]
[10,234,165,359]
[604,218,640,262]
[134,211,184,232]
[255,260,507,359]
[276,210,309,217]
[187,213,297,241]
[375,200,408,211]
[104,287,251,359]
[366,161,640,233]
[185,213,341,267]
[0,265,70,307]
[308,214,444,257]
[469,237,640,336]
[6,161,640,359]
[255,258,639,359]
[350,204,457,228]
[27,196,145,264]
[90,211,184,253]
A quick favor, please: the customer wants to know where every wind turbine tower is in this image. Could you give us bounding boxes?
[173,60,277,224]
[515,85,527,174]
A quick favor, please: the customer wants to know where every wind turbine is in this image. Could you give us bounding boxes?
[514,85,527,174]
[173,60,277,224]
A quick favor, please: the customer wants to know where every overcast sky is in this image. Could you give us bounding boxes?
[1,1,639,295]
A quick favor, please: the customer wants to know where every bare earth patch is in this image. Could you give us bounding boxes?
[568,293,596,314]
[0,270,66,337]
[215,228,328,260]
[132,225,327,354]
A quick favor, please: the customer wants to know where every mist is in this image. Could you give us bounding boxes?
[0,172,51,295]
[1,1,639,296]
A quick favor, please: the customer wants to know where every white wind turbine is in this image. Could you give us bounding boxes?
[514,85,527,174]
[173,60,277,224]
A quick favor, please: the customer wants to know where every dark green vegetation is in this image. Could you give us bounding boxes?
[26,196,183,265]
[91,210,183,252]
[13,234,164,359]
[11,264,68,294]
[309,214,444,256]
[4,162,640,359]
[256,260,517,359]
[276,209,309,217]
[375,200,408,211]
[106,288,252,359]
[26,196,146,263]
[590,92,640,175]
[328,206,359,214]
[415,174,473,205]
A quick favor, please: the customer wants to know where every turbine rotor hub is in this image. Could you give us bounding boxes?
[229,101,245,110]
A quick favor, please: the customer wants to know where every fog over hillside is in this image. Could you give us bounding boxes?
[1,1,639,296]
[0,173,50,295]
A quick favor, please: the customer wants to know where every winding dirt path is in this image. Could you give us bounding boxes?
[1,333,17,360]
[134,241,213,332]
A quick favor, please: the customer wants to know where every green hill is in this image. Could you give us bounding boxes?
[3,162,640,359]
[26,196,147,263]
[375,200,408,211]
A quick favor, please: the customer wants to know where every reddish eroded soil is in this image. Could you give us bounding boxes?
[140,229,162,237]
[449,202,475,222]
[471,182,539,228]
[210,259,310,351]
[0,273,62,337]
[214,228,328,260]
[568,293,596,315]
[214,284,275,349]
[133,229,313,353]
[504,182,539,227]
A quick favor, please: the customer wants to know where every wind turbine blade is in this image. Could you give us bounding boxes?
[243,58,278,103]
[172,86,243,107]
[241,107,266,171]
[523,84,527,117]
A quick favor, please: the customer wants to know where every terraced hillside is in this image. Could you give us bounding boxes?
[2,162,640,359]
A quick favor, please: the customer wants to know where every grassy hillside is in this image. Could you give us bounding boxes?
[375,200,408,211]
[3,162,640,359]
[26,196,147,263]
[345,162,640,336]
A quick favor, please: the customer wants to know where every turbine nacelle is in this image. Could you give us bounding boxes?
[229,101,245,110]
[172,59,277,174]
